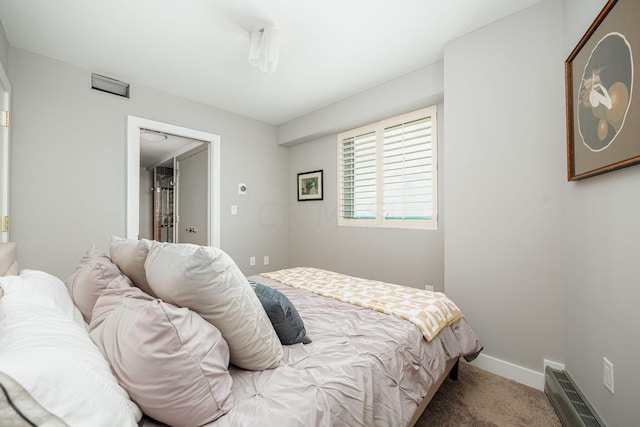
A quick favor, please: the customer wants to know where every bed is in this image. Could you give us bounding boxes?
[0,239,482,427]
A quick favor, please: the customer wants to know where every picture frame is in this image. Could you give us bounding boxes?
[297,170,323,201]
[565,0,640,180]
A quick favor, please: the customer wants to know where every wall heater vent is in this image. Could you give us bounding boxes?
[544,366,605,427]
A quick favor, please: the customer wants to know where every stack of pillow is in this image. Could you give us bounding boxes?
[1,238,310,426]
[0,269,143,426]
[64,237,286,426]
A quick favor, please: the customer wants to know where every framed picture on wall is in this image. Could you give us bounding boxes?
[297,170,323,201]
[566,0,640,180]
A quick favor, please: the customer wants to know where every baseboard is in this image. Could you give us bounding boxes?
[467,354,564,391]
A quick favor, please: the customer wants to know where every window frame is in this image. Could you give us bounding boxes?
[336,106,437,230]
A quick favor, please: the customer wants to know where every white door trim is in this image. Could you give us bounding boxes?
[126,116,221,247]
[0,62,11,243]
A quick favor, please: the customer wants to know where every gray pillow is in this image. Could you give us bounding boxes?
[251,282,311,345]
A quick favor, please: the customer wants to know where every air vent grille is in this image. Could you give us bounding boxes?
[545,367,604,427]
[91,73,130,98]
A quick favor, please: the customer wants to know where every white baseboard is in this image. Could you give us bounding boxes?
[544,358,565,372]
[466,354,564,391]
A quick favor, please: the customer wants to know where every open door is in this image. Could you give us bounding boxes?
[176,145,209,245]
[0,63,11,243]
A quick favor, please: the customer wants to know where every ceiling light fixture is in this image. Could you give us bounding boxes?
[141,131,167,142]
[249,27,280,73]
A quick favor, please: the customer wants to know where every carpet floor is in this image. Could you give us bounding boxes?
[416,362,562,427]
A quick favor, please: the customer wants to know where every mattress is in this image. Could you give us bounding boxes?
[144,274,482,427]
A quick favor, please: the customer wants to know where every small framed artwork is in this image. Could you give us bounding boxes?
[566,0,640,180]
[297,170,323,201]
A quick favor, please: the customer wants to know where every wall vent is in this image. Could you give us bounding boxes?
[544,366,605,427]
[91,73,130,98]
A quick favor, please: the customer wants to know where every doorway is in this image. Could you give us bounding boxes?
[141,137,209,245]
[126,116,221,247]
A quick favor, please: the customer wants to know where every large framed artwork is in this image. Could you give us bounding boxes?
[297,170,323,201]
[566,0,639,180]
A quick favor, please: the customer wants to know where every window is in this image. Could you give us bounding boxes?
[337,106,437,230]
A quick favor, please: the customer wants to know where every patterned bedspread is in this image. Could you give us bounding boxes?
[262,267,464,342]
[166,274,482,427]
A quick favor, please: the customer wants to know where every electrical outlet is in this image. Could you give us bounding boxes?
[249,256,256,266]
[231,205,238,215]
[424,284,434,292]
[263,256,269,266]
[603,357,614,394]
[239,183,247,195]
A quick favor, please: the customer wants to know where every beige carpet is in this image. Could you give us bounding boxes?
[416,362,562,427]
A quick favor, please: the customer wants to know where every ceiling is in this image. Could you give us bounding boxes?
[0,0,543,125]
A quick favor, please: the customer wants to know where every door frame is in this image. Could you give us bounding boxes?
[126,116,220,247]
[0,62,11,243]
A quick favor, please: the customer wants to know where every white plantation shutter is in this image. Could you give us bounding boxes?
[382,116,433,221]
[339,131,377,221]
[337,106,437,230]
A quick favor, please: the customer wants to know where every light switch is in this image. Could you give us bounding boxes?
[231,205,238,215]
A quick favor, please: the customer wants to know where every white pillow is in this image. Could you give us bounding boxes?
[0,270,85,328]
[0,370,67,425]
[109,237,156,297]
[145,243,283,370]
[0,292,142,426]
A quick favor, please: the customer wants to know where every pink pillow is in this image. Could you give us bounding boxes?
[65,246,130,322]
[89,278,233,426]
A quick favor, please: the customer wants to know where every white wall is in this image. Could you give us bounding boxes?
[8,47,289,279]
[444,0,566,382]
[563,1,639,425]
[284,62,445,290]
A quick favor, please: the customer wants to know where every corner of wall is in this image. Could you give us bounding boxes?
[0,19,9,72]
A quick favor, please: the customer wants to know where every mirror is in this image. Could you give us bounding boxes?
[126,116,221,247]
